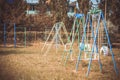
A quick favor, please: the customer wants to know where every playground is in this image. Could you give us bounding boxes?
[0,46,120,80]
[0,0,120,80]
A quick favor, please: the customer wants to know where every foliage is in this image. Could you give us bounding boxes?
[0,0,120,30]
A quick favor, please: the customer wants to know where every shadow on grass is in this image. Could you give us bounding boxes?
[0,48,36,55]
[0,42,36,48]
[0,50,24,55]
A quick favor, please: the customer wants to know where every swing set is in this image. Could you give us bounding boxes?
[62,0,119,77]
[76,0,118,76]
[41,22,68,54]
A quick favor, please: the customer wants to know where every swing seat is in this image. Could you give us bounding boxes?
[64,43,72,51]
[100,46,109,56]
[79,43,85,50]
[79,43,91,51]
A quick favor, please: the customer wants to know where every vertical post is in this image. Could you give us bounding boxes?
[55,23,59,53]
[4,23,6,48]
[86,12,101,77]
[76,13,89,71]
[14,23,16,48]
[35,31,37,41]
[77,18,80,44]
[24,27,26,48]
[101,12,119,75]
[105,0,107,21]
[45,27,47,40]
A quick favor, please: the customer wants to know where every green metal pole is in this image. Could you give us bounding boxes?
[77,19,80,44]
[24,27,26,48]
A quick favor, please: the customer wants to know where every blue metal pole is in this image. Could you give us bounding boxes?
[91,16,99,53]
[96,13,102,73]
[75,13,89,71]
[4,23,6,48]
[90,16,94,38]
[92,14,102,73]
[14,23,16,48]
[101,12,119,75]
[86,12,101,77]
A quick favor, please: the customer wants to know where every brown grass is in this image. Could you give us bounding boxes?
[0,44,120,80]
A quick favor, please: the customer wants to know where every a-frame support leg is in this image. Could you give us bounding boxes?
[86,12,102,77]
[101,12,119,75]
[75,13,89,71]
[64,17,83,65]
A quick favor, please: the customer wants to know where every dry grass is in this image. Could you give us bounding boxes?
[0,44,120,80]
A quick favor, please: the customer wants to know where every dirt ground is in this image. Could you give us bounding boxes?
[0,44,120,80]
